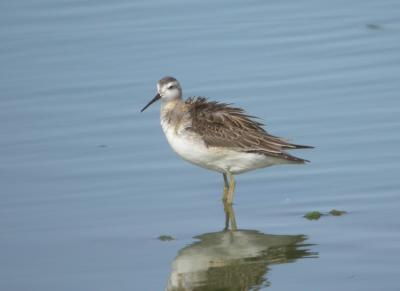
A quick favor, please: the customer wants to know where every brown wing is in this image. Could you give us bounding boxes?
[186,97,313,163]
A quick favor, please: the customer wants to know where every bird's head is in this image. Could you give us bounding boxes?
[141,76,182,112]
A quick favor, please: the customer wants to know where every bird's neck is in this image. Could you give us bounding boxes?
[161,98,183,114]
[160,99,186,128]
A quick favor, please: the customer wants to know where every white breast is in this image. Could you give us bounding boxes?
[160,120,286,174]
[161,120,224,172]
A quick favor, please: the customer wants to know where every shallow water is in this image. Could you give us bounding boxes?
[1,0,400,290]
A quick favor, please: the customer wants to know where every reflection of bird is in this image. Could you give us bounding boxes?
[141,76,313,204]
[166,229,316,291]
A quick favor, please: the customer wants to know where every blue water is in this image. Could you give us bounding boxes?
[1,0,400,290]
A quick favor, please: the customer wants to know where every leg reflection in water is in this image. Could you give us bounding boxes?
[166,203,318,291]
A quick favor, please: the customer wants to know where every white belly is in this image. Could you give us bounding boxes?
[161,122,287,174]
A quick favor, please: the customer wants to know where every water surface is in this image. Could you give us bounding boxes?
[1,0,400,290]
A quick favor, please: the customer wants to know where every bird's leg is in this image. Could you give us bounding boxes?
[226,173,236,205]
[224,206,229,230]
[230,206,237,231]
[223,201,237,231]
[222,173,229,202]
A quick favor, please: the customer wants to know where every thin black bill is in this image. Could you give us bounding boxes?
[141,93,161,112]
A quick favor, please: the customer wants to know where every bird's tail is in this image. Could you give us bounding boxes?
[290,144,314,149]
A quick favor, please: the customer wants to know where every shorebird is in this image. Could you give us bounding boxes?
[141,76,312,204]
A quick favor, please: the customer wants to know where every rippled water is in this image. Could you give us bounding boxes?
[1,0,400,290]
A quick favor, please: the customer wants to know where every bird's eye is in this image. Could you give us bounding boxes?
[168,85,175,89]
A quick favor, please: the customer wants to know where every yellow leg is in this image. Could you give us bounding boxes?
[226,173,235,205]
[222,173,229,202]
[223,201,237,231]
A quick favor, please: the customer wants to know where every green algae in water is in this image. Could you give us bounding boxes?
[158,235,175,241]
[329,209,347,216]
[304,209,347,220]
[304,211,323,220]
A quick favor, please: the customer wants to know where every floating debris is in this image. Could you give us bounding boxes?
[158,235,175,241]
[366,23,382,30]
[304,209,347,220]
[304,211,323,220]
[329,209,347,216]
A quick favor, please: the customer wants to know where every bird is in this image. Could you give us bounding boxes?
[141,76,313,205]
